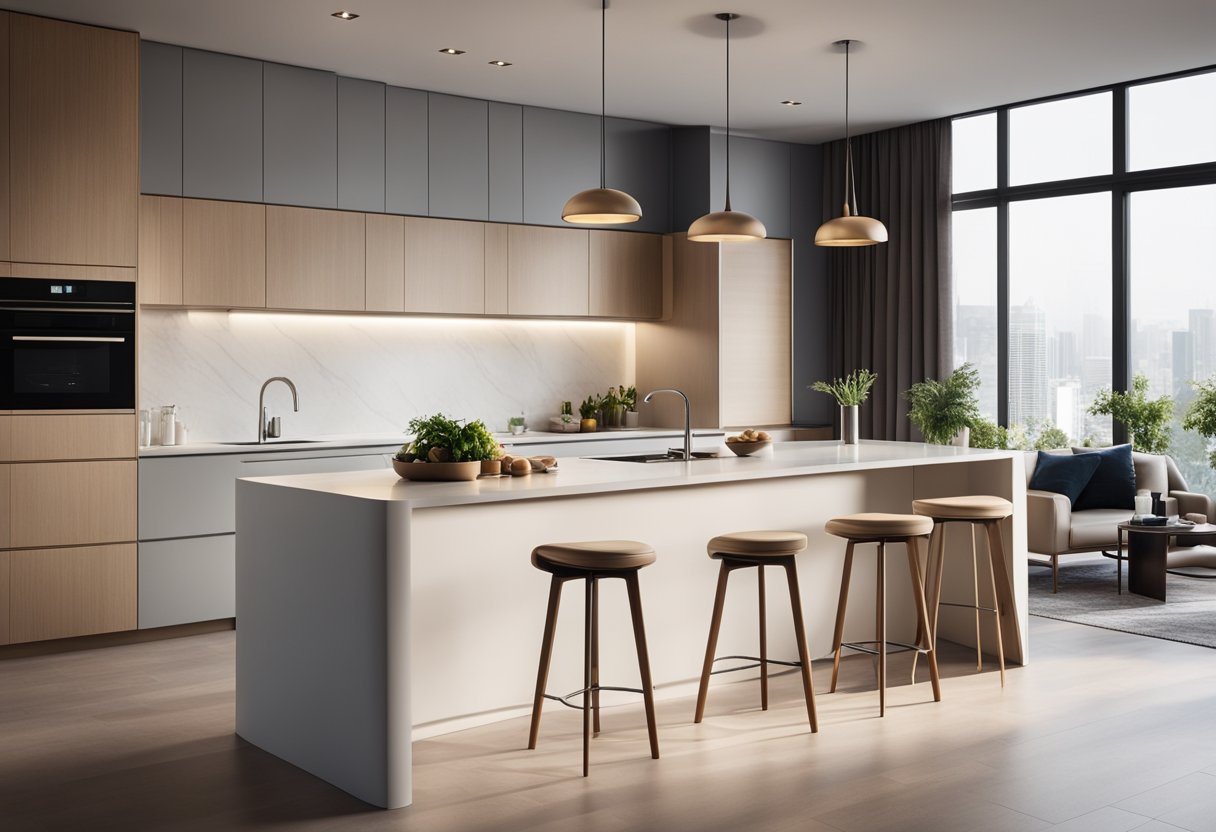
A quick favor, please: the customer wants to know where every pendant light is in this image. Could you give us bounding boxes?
[814,39,888,247]
[562,0,642,225]
[688,12,766,243]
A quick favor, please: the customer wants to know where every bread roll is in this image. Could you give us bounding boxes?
[510,458,532,476]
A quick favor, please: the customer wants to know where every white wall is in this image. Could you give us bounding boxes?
[140,310,634,442]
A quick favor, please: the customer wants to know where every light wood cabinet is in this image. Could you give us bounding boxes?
[183,198,266,308]
[9,14,138,267]
[0,414,10,461]
[365,213,404,312]
[508,225,589,316]
[9,544,137,643]
[589,231,663,319]
[7,414,136,462]
[266,206,365,311]
[0,463,10,550]
[404,218,485,314]
[0,550,8,645]
[7,263,136,282]
[484,224,509,315]
[10,460,138,549]
[138,195,183,304]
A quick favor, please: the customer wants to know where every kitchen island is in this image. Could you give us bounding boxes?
[235,441,1027,808]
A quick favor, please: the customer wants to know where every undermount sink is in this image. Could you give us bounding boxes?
[218,439,326,446]
[594,451,719,463]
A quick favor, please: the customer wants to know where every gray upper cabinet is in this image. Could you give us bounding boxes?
[385,86,428,216]
[427,93,488,221]
[263,63,337,208]
[139,41,182,196]
[606,117,670,234]
[523,106,598,227]
[488,102,523,223]
[337,76,386,212]
[711,134,791,239]
[182,49,263,202]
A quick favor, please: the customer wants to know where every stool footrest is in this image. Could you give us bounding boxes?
[841,639,929,656]
[939,600,998,614]
[710,654,802,676]
[544,684,647,711]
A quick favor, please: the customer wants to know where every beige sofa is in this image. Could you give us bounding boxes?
[1026,451,1216,591]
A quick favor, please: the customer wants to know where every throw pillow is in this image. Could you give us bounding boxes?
[1028,451,1102,506]
[1072,444,1137,511]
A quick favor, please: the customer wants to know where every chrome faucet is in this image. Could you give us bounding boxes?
[257,376,299,443]
[643,388,692,461]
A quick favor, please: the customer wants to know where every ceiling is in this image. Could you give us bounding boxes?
[11,0,1216,143]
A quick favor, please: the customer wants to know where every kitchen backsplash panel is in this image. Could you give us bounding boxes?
[140,310,635,442]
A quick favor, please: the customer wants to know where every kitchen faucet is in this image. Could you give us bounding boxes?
[258,376,299,443]
[642,388,691,461]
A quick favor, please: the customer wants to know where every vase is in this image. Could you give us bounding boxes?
[624,410,639,428]
[580,418,597,433]
[950,426,971,447]
[840,405,859,445]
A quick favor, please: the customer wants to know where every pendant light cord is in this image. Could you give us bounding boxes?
[724,13,732,212]
[844,40,858,217]
[600,0,606,189]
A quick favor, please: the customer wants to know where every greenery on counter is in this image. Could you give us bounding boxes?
[1088,373,1174,455]
[398,413,502,463]
[579,395,600,420]
[811,368,878,406]
[904,363,981,445]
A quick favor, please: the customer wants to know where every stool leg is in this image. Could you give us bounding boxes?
[583,577,593,777]
[695,561,731,723]
[624,571,660,760]
[906,536,942,703]
[911,524,940,681]
[758,564,768,711]
[592,577,601,736]
[830,540,856,693]
[971,523,983,672]
[983,520,1010,687]
[876,542,887,717]
[528,575,563,750]
[782,557,819,733]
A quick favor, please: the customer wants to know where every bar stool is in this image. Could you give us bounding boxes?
[825,513,939,716]
[912,495,1015,686]
[527,540,660,777]
[694,531,818,732]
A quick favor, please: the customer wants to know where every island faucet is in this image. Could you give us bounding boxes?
[642,388,692,461]
[257,376,299,443]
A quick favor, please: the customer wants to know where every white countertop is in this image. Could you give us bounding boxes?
[240,440,1016,508]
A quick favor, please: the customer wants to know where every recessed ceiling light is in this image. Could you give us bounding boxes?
[780,100,802,106]
[439,47,466,55]
[488,60,512,67]
[331,10,359,21]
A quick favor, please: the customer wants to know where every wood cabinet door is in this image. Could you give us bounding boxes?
[183,199,266,308]
[10,14,138,267]
[0,463,10,551]
[10,460,138,549]
[139,195,184,305]
[589,231,663,319]
[403,218,485,314]
[8,414,137,461]
[365,213,404,312]
[507,225,589,316]
[266,206,366,311]
[9,544,137,643]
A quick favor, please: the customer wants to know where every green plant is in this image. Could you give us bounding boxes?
[1006,419,1072,451]
[560,400,573,417]
[903,363,981,445]
[620,385,638,412]
[507,414,525,428]
[811,369,878,407]
[969,418,1008,450]
[1087,373,1173,454]
[399,413,502,462]
[1183,377,1216,469]
[579,395,600,420]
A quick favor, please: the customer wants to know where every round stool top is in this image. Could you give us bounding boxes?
[912,495,1013,521]
[708,530,808,559]
[532,540,656,572]
[824,513,934,540]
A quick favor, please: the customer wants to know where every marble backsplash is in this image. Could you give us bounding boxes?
[140,310,635,442]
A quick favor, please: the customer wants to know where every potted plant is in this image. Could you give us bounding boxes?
[550,400,579,433]
[600,387,624,430]
[396,413,503,480]
[810,369,877,445]
[904,363,981,446]
[968,418,1008,450]
[1088,373,1173,454]
[620,385,639,428]
[579,395,600,433]
[1183,376,1216,471]
[507,413,527,435]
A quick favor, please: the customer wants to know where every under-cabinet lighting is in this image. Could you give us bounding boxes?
[217,309,633,333]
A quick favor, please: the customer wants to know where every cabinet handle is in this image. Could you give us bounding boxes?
[12,335,127,343]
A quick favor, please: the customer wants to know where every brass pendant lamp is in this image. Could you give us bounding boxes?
[562,0,642,225]
[815,39,887,247]
[688,12,766,242]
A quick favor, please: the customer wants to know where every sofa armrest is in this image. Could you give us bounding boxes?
[1171,490,1214,521]
[1027,489,1071,556]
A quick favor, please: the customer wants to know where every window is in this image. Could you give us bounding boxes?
[951,207,998,419]
[1129,73,1216,171]
[1009,92,1112,185]
[952,113,996,193]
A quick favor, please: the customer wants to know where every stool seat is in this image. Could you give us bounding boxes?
[532,541,656,572]
[912,495,1013,521]
[708,530,808,558]
[825,513,934,539]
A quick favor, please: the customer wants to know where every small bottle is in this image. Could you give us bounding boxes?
[161,405,177,446]
[175,421,188,446]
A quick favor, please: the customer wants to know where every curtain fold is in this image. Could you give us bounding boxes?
[822,118,953,441]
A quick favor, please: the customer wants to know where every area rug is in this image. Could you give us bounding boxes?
[1029,561,1216,649]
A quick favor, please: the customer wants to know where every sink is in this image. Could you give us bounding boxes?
[594,451,719,463]
[218,439,326,446]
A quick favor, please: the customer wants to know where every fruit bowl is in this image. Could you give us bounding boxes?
[726,439,772,457]
[392,458,481,481]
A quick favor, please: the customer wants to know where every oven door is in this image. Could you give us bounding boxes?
[1,308,136,410]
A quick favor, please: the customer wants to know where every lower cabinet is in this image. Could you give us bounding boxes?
[0,551,9,645]
[9,460,137,549]
[138,535,234,629]
[8,543,137,643]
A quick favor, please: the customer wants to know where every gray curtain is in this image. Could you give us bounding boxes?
[822,118,953,441]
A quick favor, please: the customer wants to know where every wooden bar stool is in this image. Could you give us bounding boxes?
[694,531,818,733]
[912,495,1016,686]
[825,513,939,716]
[527,540,660,777]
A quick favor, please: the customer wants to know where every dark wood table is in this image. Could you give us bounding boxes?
[1117,522,1216,601]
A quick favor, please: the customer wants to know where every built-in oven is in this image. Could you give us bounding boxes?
[0,277,136,410]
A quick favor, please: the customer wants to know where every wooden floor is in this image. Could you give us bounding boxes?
[2,617,1215,832]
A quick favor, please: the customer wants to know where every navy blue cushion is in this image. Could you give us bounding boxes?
[1072,444,1137,511]
[1028,452,1102,506]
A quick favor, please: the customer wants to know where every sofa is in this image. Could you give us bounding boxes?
[1026,450,1216,591]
